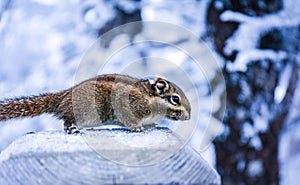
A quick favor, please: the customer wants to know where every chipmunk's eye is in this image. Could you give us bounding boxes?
[170,94,181,105]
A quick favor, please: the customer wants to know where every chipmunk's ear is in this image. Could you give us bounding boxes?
[149,78,170,96]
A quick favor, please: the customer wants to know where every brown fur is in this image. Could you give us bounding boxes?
[0,74,191,132]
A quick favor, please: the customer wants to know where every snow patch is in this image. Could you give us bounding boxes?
[0,132,90,163]
[221,0,300,71]
[274,62,293,104]
[250,135,262,151]
[247,160,263,176]
[242,122,255,139]
[107,129,171,148]
[226,49,287,72]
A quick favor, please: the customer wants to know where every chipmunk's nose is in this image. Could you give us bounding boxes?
[181,108,190,120]
[184,112,190,120]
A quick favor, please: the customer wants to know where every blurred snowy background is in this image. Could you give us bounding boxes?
[0,0,299,185]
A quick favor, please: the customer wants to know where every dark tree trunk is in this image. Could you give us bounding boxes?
[205,0,300,184]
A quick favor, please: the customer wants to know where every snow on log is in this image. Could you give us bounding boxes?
[0,128,220,185]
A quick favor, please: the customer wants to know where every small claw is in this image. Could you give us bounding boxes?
[130,126,144,132]
[65,125,80,134]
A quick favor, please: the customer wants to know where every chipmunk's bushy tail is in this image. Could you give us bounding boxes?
[0,93,60,121]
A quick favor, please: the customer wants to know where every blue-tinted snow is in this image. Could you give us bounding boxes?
[247,160,263,177]
[0,0,112,150]
[0,131,90,163]
[274,62,293,104]
[221,0,300,72]
[141,0,211,36]
[280,76,300,185]
[280,124,300,185]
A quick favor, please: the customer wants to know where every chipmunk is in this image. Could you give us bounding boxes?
[0,74,191,133]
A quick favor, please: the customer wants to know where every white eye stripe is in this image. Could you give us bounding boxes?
[148,79,155,85]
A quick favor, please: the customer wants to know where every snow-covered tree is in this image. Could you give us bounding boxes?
[206,0,300,184]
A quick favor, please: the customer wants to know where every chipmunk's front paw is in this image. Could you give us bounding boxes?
[65,125,80,134]
[130,125,145,132]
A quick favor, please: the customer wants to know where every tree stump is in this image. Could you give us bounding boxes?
[0,128,220,185]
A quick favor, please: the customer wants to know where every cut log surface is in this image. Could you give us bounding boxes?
[0,128,220,185]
